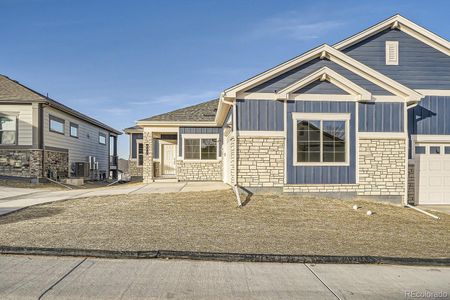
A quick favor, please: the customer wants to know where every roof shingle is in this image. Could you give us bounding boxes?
[139,99,219,123]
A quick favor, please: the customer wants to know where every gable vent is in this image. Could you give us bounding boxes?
[385,41,399,65]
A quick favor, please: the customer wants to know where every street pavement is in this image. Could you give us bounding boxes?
[0,255,448,299]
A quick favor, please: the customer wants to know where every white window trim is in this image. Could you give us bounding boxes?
[136,139,143,167]
[386,41,399,65]
[182,134,220,162]
[0,113,18,145]
[292,112,351,167]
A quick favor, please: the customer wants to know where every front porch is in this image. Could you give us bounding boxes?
[142,129,223,183]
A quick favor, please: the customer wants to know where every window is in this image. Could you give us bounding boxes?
[415,146,426,155]
[99,132,106,145]
[0,115,17,145]
[294,113,349,165]
[445,146,450,155]
[70,123,79,138]
[49,115,64,134]
[430,146,440,154]
[184,137,218,160]
[385,41,399,65]
[137,142,143,166]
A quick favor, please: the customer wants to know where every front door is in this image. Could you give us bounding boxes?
[162,144,176,176]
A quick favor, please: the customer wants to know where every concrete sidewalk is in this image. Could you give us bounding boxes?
[0,255,448,299]
[0,182,230,216]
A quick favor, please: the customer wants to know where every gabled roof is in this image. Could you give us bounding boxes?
[123,125,143,134]
[0,75,121,135]
[221,44,422,102]
[0,75,46,101]
[137,99,219,125]
[333,14,450,56]
[276,67,372,101]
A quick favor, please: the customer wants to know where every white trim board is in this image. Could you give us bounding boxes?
[237,131,285,137]
[237,93,406,102]
[415,90,450,96]
[358,132,407,139]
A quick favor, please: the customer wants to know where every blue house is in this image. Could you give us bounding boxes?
[125,15,450,206]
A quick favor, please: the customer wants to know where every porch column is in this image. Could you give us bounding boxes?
[143,130,154,183]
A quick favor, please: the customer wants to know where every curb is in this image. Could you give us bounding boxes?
[0,246,449,266]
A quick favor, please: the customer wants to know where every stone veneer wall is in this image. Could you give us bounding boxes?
[142,131,154,183]
[0,149,68,179]
[230,136,235,184]
[358,139,406,197]
[284,138,407,203]
[43,150,69,179]
[236,137,284,187]
[176,160,222,181]
[129,160,143,177]
[407,164,415,205]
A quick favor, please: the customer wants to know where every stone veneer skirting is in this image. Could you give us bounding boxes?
[236,136,284,187]
[283,138,407,203]
[0,149,68,179]
[407,163,415,205]
[176,160,222,181]
[129,160,143,177]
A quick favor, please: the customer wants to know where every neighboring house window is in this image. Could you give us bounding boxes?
[385,41,399,65]
[99,132,106,145]
[49,115,65,134]
[445,146,450,155]
[70,123,79,138]
[0,114,17,145]
[137,142,143,166]
[184,136,218,160]
[293,113,349,166]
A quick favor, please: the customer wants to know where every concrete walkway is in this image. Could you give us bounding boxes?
[0,255,448,299]
[419,205,450,215]
[0,182,230,216]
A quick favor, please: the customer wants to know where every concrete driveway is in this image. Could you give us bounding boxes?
[0,255,448,299]
[0,182,230,216]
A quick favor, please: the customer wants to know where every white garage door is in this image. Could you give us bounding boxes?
[415,145,450,204]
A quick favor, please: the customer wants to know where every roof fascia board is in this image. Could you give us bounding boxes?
[223,45,327,98]
[333,15,450,56]
[137,121,218,127]
[276,66,372,101]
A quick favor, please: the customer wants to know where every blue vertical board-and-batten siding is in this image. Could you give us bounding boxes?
[178,127,223,157]
[236,99,284,131]
[407,96,450,158]
[246,58,392,95]
[342,29,450,90]
[358,102,404,132]
[130,133,143,159]
[408,96,450,135]
[294,80,349,95]
[286,101,356,184]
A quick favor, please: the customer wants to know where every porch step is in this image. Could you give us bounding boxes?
[154,178,178,183]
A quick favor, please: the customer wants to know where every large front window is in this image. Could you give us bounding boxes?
[294,114,349,165]
[184,137,218,160]
[0,115,16,145]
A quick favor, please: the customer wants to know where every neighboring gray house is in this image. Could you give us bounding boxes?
[0,75,121,181]
[125,15,450,206]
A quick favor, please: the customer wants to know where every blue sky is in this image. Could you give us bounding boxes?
[1,0,449,158]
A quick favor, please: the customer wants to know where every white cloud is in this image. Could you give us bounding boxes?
[250,14,345,41]
[130,90,219,106]
[102,107,132,115]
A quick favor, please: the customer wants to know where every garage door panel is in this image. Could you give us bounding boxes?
[415,151,450,205]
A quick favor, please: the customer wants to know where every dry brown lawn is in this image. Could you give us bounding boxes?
[0,190,449,258]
